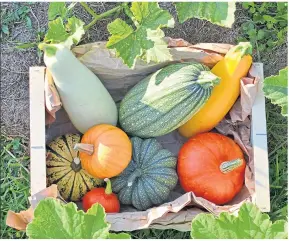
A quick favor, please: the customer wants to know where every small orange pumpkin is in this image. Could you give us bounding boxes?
[178,132,246,205]
[74,124,132,179]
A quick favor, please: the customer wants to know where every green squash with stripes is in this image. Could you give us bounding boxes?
[46,134,103,201]
[111,137,178,211]
[119,62,220,138]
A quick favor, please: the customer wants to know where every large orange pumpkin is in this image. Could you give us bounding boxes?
[178,132,246,205]
[74,124,132,179]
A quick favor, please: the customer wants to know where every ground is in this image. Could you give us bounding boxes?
[0,2,287,239]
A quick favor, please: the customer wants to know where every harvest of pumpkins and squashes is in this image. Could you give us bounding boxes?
[44,41,252,213]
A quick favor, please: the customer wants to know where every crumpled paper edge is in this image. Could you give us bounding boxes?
[6,185,59,231]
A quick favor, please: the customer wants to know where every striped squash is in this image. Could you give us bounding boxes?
[111,137,178,211]
[119,62,220,138]
[46,134,103,201]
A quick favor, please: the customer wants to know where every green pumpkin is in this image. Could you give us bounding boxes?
[119,62,220,138]
[46,134,103,201]
[111,137,178,211]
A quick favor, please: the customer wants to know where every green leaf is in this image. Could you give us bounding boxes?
[191,203,288,239]
[263,15,277,23]
[48,2,68,21]
[107,2,174,68]
[175,2,236,28]
[26,198,131,239]
[43,16,84,49]
[44,17,70,43]
[2,25,9,35]
[26,16,32,29]
[108,233,132,239]
[65,16,85,45]
[257,29,266,40]
[263,67,288,116]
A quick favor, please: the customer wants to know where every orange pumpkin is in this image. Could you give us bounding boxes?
[178,132,246,205]
[74,124,132,179]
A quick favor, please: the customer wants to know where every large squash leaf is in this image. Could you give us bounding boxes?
[48,2,67,21]
[263,67,288,116]
[44,16,85,47]
[175,2,236,28]
[26,198,131,239]
[106,2,174,68]
[191,203,288,239]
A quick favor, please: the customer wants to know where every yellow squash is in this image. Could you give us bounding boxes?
[178,42,253,138]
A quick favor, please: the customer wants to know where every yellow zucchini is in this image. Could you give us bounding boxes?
[178,42,253,138]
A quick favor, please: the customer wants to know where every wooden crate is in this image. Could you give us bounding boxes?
[29,63,270,215]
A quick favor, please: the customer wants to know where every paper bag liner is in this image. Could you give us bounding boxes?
[7,39,261,232]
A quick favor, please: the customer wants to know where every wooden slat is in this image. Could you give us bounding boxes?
[29,67,47,195]
[251,63,270,212]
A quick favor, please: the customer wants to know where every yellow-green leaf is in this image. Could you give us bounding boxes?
[263,67,288,116]
[107,2,174,68]
[175,2,236,28]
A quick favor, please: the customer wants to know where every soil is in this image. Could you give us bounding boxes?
[1,2,288,137]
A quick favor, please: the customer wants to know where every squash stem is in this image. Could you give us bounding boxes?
[104,178,112,195]
[220,158,243,174]
[226,42,252,59]
[197,71,221,89]
[127,169,142,187]
[74,143,94,155]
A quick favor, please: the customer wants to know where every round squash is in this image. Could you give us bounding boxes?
[119,62,220,138]
[112,137,178,211]
[74,124,132,179]
[178,132,246,205]
[46,134,103,201]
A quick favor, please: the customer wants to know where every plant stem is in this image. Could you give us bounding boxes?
[80,2,98,18]
[80,3,128,31]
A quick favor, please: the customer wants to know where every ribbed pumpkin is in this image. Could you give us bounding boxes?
[119,62,220,138]
[74,124,132,179]
[46,134,103,201]
[178,132,246,205]
[111,137,178,211]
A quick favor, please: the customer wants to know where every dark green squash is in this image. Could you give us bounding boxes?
[119,62,220,137]
[111,137,178,210]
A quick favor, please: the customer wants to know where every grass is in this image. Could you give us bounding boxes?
[0,135,30,239]
[0,101,287,239]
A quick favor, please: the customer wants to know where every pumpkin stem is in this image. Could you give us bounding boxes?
[197,71,220,89]
[127,169,142,187]
[220,158,244,174]
[74,143,94,155]
[104,178,112,195]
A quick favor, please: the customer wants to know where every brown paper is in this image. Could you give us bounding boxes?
[6,185,59,231]
[8,39,261,232]
[44,69,61,125]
